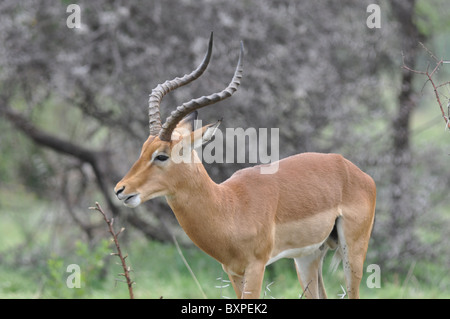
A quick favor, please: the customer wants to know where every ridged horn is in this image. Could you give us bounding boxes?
[159,40,244,142]
[148,32,213,136]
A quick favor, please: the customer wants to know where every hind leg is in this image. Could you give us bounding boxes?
[339,240,364,298]
[294,247,328,299]
[336,210,374,299]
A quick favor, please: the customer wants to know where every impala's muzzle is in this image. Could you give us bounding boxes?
[114,185,142,208]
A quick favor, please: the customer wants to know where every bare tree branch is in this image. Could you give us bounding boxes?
[402,44,450,129]
[0,106,101,163]
[90,202,135,299]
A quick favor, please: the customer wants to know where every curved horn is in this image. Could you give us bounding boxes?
[159,40,244,142]
[148,32,214,136]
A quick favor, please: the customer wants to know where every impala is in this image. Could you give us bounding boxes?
[114,33,376,299]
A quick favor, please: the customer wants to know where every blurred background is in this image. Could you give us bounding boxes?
[0,0,449,298]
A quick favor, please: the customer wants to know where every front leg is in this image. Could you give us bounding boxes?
[228,273,244,298]
[227,262,266,299]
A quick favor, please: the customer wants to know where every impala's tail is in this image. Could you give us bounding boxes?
[328,217,342,274]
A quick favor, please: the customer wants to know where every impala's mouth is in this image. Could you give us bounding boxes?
[122,193,141,208]
[124,194,136,203]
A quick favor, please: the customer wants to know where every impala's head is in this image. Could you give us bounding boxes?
[114,33,243,208]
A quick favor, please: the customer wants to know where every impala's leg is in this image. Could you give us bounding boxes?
[241,262,266,299]
[317,247,329,299]
[227,273,244,299]
[226,262,265,299]
[294,248,327,299]
[337,211,373,299]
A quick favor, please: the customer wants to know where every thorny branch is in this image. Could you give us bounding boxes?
[89,202,135,299]
[402,42,450,130]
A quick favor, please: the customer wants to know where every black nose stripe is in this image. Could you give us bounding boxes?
[116,186,125,196]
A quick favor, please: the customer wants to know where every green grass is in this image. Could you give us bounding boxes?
[0,235,448,299]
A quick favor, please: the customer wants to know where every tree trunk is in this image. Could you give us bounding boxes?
[389,0,426,260]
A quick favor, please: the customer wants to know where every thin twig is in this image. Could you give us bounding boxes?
[402,45,450,128]
[419,42,440,63]
[89,202,135,299]
[401,261,416,298]
[160,218,207,298]
[172,234,207,299]
[299,280,312,299]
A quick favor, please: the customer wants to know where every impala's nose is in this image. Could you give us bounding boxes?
[114,184,141,207]
[115,185,125,198]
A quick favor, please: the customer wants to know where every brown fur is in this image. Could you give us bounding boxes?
[115,125,376,299]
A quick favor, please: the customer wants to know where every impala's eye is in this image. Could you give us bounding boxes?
[155,154,169,162]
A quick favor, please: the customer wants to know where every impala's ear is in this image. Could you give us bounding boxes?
[172,120,221,162]
[176,111,198,133]
[184,120,221,150]
[199,120,221,146]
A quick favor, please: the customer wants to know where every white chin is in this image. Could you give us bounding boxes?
[124,194,141,208]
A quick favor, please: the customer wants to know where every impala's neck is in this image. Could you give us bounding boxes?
[165,159,233,263]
